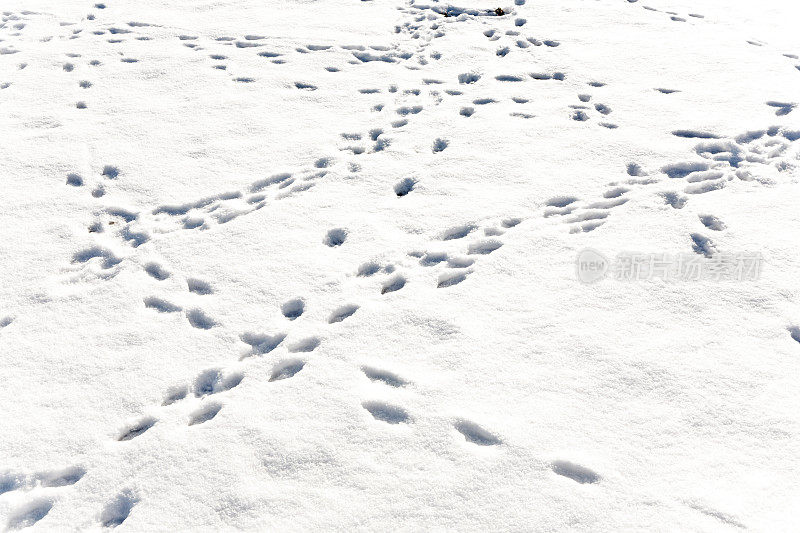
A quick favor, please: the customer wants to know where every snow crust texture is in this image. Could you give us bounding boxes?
[1,0,799,530]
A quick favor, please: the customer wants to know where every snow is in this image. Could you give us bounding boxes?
[1,0,799,530]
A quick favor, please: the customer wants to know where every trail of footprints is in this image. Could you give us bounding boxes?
[124,205,526,439]
[33,179,533,528]
[11,0,800,526]
[543,125,800,262]
[624,0,706,24]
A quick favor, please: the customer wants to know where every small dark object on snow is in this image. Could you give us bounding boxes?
[495,7,505,15]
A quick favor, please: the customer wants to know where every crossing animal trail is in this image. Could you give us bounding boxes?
[2,1,798,529]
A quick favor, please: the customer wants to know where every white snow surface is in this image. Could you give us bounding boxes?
[1,0,800,530]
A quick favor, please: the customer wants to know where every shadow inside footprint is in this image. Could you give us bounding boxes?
[38,465,86,488]
[186,308,216,329]
[551,460,601,484]
[361,366,407,387]
[192,369,243,397]
[438,270,469,288]
[362,401,409,424]
[7,498,53,530]
[328,304,359,323]
[100,489,138,528]
[187,278,213,295]
[240,332,287,355]
[117,416,156,441]
[269,359,306,381]
[381,274,406,294]
[188,402,222,426]
[288,337,321,353]
[324,228,348,247]
[281,298,305,320]
[454,420,501,446]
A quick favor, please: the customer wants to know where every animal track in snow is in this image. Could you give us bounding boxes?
[240,332,287,356]
[440,224,476,240]
[467,239,503,255]
[102,165,119,179]
[162,385,188,406]
[381,274,406,294]
[100,489,138,528]
[269,359,306,381]
[288,336,321,353]
[328,304,359,323]
[186,308,216,329]
[281,298,305,320]
[0,466,86,496]
[690,233,716,257]
[361,366,407,387]
[765,101,795,116]
[324,228,348,247]
[661,191,688,209]
[551,460,601,484]
[699,214,726,231]
[144,262,169,280]
[394,177,416,196]
[187,278,212,294]
[454,420,501,446]
[357,261,382,276]
[6,498,54,530]
[72,246,122,270]
[192,368,243,397]
[117,416,157,441]
[143,297,181,313]
[188,401,222,425]
[432,138,449,152]
[438,269,470,287]
[672,130,720,139]
[362,401,409,424]
[40,465,87,488]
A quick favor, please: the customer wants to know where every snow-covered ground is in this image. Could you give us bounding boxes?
[1,0,799,530]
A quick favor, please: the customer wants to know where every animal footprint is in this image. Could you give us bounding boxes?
[281,298,304,320]
[6,498,53,530]
[192,368,243,397]
[328,304,359,323]
[269,359,306,381]
[362,401,410,424]
[381,274,406,294]
[394,178,416,197]
[187,278,213,295]
[100,489,138,528]
[438,269,470,288]
[454,420,501,446]
[361,366,407,387]
[117,416,157,441]
[551,460,601,484]
[144,262,170,280]
[287,336,321,353]
[186,308,216,329]
[188,401,222,425]
[240,332,286,356]
[324,228,347,247]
